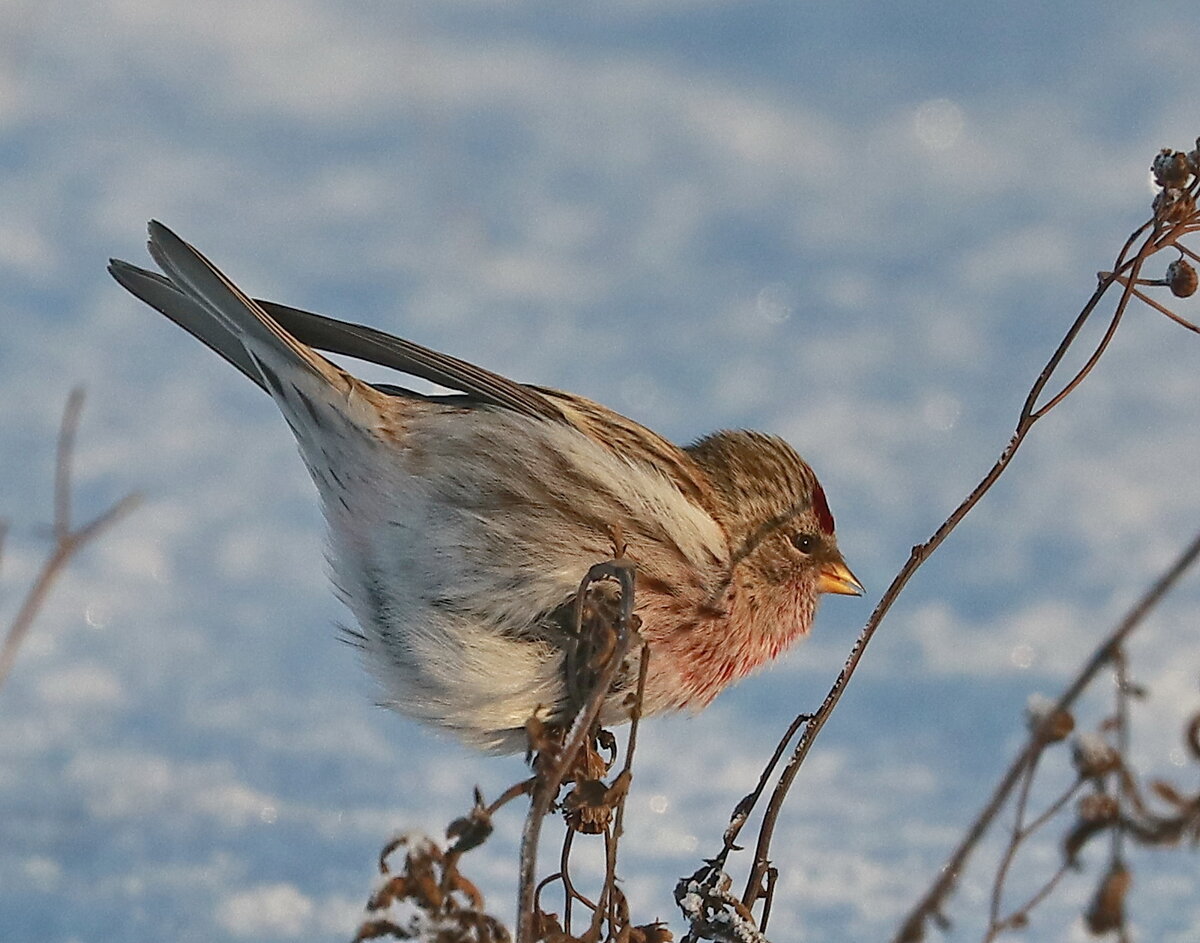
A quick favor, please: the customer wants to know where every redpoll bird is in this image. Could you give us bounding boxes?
[109,222,862,753]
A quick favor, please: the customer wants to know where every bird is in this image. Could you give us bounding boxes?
[109,222,862,753]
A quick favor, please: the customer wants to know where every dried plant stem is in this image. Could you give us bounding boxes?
[516,560,636,943]
[719,712,810,859]
[485,778,536,816]
[983,758,1084,938]
[987,749,1045,929]
[1118,283,1200,332]
[892,526,1200,943]
[590,645,650,941]
[985,859,1072,940]
[558,829,587,926]
[733,217,1174,913]
[0,389,139,692]
[1111,649,1132,867]
[1022,775,1085,838]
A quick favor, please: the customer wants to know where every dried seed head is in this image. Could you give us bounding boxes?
[533,910,567,941]
[1078,792,1119,823]
[1064,792,1121,863]
[1188,138,1200,176]
[1153,187,1197,224]
[632,921,675,943]
[1064,816,1111,864]
[1073,733,1120,779]
[1166,258,1198,298]
[1153,149,1192,189]
[445,804,494,855]
[1026,693,1075,743]
[563,777,615,833]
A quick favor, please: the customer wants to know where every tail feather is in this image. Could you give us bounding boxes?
[142,220,348,397]
[109,221,399,451]
[107,259,266,389]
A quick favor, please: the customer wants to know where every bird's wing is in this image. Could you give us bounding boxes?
[112,229,712,503]
[259,302,716,506]
[111,223,357,405]
[108,252,565,423]
[533,388,717,510]
[260,301,716,506]
[257,300,567,422]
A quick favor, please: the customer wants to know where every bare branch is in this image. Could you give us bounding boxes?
[53,388,86,541]
[0,389,140,692]
[893,527,1200,943]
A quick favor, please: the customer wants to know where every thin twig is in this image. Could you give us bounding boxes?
[616,645,651,842]
[593,829,618,941]
[1021,776,1085,836]
[53,389,85,540]
[758,866,780,934]
[0,389,140,692]
[720,711,811,859]
[985,766,1085,939]
[1111,650,1131,866]
[737,209,1192,913]
[1178,243,1200,264]
[1121,283,1200,332]
[987,747,1045,930]
[892,527,1200,943]
[1027,266,1138,420]
[485,778,536,817]
[985,859,1072,941]
[592,645,651,942]
[560,830,583,928]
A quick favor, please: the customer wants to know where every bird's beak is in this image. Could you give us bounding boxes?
[817,559,864,597]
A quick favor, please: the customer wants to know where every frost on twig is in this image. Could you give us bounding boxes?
[353,833,510,943]
[676,862,770,943]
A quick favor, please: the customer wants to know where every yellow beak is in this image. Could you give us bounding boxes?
[816,559,864,597]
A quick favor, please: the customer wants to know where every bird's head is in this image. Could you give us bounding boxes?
[687,430,862,634]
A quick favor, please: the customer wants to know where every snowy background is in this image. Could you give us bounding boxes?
[3,1,1200,940]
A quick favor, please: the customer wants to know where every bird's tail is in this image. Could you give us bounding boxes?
[109,221,384,439]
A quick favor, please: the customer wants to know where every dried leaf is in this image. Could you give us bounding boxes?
[447,804,494,854]
[1150,779,1188,808]
[1084,863,1131,934]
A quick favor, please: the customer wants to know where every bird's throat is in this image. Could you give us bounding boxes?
[650,580,818,710]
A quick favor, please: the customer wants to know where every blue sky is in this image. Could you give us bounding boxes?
[3,2,1199,940]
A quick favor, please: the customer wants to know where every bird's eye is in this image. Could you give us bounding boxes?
[790,532,817,554]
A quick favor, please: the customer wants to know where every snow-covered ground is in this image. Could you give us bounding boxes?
[3,2,1198,939]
